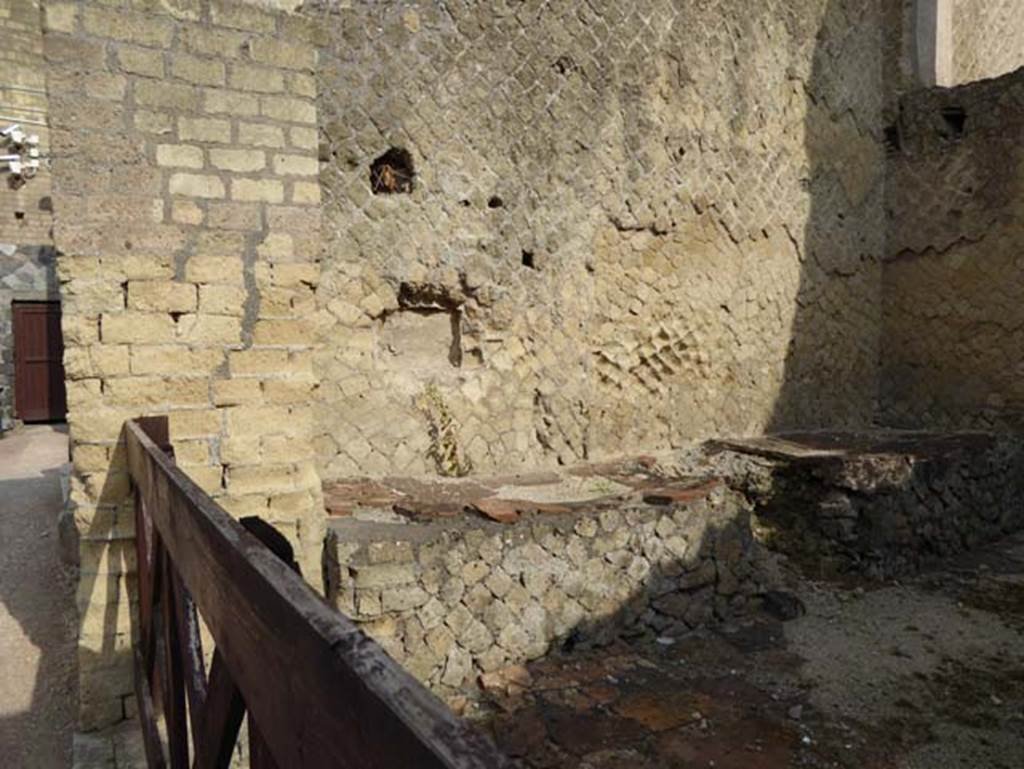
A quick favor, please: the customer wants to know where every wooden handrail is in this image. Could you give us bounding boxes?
[123,417,507,769]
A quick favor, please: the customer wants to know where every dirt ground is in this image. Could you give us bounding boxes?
[0,424,76,769]
[472,532,1024,768]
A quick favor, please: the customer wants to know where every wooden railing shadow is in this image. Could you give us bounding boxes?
[124,416,507,768]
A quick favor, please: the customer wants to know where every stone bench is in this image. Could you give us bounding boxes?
[322,461,771,702]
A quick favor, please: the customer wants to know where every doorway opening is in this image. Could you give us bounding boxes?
[12,301,67,423]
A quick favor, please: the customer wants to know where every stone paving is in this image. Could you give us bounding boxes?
[0,425,76,769]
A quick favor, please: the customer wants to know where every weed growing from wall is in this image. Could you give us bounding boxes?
[415,383,474,477]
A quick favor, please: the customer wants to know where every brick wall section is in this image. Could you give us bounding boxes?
[883,69,1024,430]
[43,0,325,731]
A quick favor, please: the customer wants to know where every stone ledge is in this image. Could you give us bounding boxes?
[720,430,1024,579]
[324,465,771,704]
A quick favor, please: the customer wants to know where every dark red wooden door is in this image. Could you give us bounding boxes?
[13,301,67,423]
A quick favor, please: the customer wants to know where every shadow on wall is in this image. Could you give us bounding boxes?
[71,439,141,732]
[768,0,886,433]
[881,67,1024,431]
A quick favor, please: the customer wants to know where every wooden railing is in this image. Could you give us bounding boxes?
[124,417,507,768]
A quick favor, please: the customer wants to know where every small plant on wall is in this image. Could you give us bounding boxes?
[415,383,473,477]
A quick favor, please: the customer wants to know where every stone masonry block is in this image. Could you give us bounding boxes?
[212,378,262,406]
[224,404,291,436]
[181,27,249,59]
[252,319,311,346]
[134,80,199,112]
[178,117,232,143]
[82,8,173,47]
[260,96,315,124]
[249,38,316,71]
[66,408,136,444]
[210,148,265,172]
[272,154,317,176]
[43,3,77,34]
[171,53,226,87]
[239,122,285,147]
[172,200,205,225]
[291,181,321,205]
[207,201,262,231]
[255,232,293,260]
[351,563,418,589]
[265,263,318,288]
[286,72,316,98]
[220,435,261,465]
[202,88,261,117]
[199,283,248,315]
[167,408,223,438]
[288,126,318,150]
[210,2,277,33]
[127,281,197,313]
[228,348,289,375]
[173,440,211,466]
[232,178,284,203]
[129,346,224,376]
[230,64,285,93]
[185,256,244,285]
[261,378,315,404]
[175,314,243,345]
[103,377,209,408]
[156,144,204,169]
[169,173,226,199]
[117,46,165,78]
[101,313,177,345]
[226,464,295,494]
[261,434,313,463]
[135,109,174,135]
[267,490,316,519]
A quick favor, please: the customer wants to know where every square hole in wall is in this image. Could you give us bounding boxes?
[380,308,462,370]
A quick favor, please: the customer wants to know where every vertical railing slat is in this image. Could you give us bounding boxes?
[125,416,509,769]
[161,549,190,769]
[192,652,246,769]
[247,715,281,769]
[172,569,208,738]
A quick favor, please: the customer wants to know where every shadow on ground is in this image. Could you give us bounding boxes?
[0,425,76,769]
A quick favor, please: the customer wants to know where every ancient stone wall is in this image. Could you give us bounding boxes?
[325,484,764,704]
[44,0,326,732]
[0,0,56,431]
[883,68,1024,430]
[309,0,888,480]
[953,0,1024,84]
[725,433,1024,579]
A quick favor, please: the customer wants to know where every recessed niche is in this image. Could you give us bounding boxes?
[488,196,504,209]
[370,147,415,194]
[940,107,966,139]
[381,283,464,369]
[521,250,536,269]
[883,124,901,155]
[381,309,461,369]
